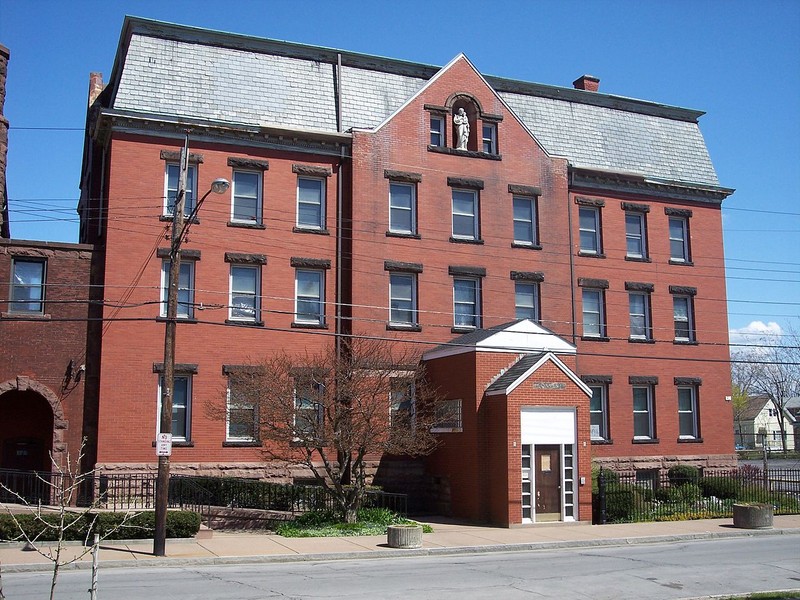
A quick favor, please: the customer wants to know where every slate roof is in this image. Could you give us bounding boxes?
[740,396,770,421]
[107,17,725,189]
[485,354,545,394]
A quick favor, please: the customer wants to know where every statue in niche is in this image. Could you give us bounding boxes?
[453,107,470,150]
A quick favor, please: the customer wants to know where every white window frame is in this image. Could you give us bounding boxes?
[673,295,694,341]
[389,182,416,234]
[625,212,646,259]
[633,385,655,440]
[451,189,479,240]
[430,115,445,147]
[296,177,325,229]
[669,216,690,262]
[9,258,46,313]
[514,281,539,321]
[164,163,197,216]
[226,377,258,442]
[628,292,652,340]
[431,399,463,433]
[390,377,415,427]
[294,269,324,325]
[229,265,260,322]
[513,195,538,246]
[231,169,262,224]
[161,260,195,319]
[157,374,192,442]
[578,206,601,254]
[677,386,698,439]
[581,288,605,337]
[389,272,418,327]
[589,385,609,441]
[453,277,481,329]
[482,123,497,154]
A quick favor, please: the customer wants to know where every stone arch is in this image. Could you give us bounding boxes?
[0,376,68,468]
[445,93,482,152]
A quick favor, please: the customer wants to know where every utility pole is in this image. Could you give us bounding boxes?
[154,135,189,557]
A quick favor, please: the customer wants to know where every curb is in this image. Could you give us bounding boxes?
[2,527,798,574]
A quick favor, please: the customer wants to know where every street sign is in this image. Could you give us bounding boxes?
[156,433,172,457]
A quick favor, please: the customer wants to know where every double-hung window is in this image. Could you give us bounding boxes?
[226,374,258,442]
[294,380,323,438]
[165,163,197,216]
[673,295,694,341]
[589,385,609,441]
[430,115,445,147]
[482,123,497,154]
[389,272,417,327]
[628,292,652,340]
[578,206,601,254]
[9,258,46,313]
[161,260,195,319]
[229,265,260,322]
[625,212,647,259]
[669,216,690,262]
[453,278,481,328]
[389,182,416,234]
[231,170,261,224]
[581,288,605,338]
[677,386,699,439]
[452,189,478,240]
[633,385,655,440]
[514,281,539,320]
[390,378,415,427]
[157,374,192,442]
[513,195,538,246]
[295,269,324,325]
[297,177,325,229]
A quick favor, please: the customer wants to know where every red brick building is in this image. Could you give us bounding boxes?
[77,18,734,525]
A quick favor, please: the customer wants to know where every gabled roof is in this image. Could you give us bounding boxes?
[422,319,576,362]
[485,352,592,397]
[740,395,770,421]
[104,17,729,191]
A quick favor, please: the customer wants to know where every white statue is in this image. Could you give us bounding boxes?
[453,108,470,150]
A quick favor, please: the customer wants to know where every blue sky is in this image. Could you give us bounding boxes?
[1,0,798,339]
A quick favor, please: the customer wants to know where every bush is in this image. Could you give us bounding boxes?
[603,484,642,523]
[700,476,741,500]
[655,483,702,504]
[668,465,700,486]
[591,465,619,495]
[0,510,201,542]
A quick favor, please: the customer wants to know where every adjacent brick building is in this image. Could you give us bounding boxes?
[77,17,735,525]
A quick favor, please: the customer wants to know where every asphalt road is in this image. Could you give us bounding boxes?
[3,535,799,599]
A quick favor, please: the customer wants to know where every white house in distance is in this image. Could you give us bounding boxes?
[735,395,796,451]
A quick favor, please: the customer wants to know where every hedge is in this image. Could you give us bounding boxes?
[0,510,201,542]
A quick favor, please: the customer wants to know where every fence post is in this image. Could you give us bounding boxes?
[598,467,607,525]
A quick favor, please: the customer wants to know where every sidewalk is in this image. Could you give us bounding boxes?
[2,515,799,573]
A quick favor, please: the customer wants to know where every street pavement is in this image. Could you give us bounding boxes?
[2,514,799,573]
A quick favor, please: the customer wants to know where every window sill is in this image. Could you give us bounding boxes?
[292,227,330,235]
[151,440,194,448]
[155,316,199,324]
[427,145,502,161]
[227,221,266,229]
[677,437,703,443]
[451,326,478,334]
[160,215,199,224]
[291,322,328,330]
[591,438,613,445]
[625,256,651,263]
[580,335,610,342]
[511,242,542,250]
[387,324,422,332]
[668,259,694,266]
[628,337,655,344]
[225,319,264,327]
[632,438,659,444]
[222,440,262,447]
[577,251,606,259]
[1,312,50,320]
[431,427,463,433]
[386,231,421,240]
[673,339,698,346]
[449,237,484,245]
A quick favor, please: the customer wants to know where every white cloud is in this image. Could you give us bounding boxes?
[729,320,784,348]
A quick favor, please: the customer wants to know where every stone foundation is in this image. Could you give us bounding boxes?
[592,453,739,472]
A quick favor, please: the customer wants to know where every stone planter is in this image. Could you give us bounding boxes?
[732,503,773,529]
[387,524,423,549]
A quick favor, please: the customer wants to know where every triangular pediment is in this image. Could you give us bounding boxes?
[485,352,592,398]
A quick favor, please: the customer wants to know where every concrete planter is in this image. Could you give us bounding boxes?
[732,503,773,529]
[387,524,423,549]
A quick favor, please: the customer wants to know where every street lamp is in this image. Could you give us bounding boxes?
[154,137,229,557]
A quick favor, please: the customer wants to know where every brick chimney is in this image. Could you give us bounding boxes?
[0,43,10,238]
[573,74,600,92]
[88,71,104,107]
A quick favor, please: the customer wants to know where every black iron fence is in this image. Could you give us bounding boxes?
[733,431,799,452]
[0,469,407,517]
[594,466,800,524]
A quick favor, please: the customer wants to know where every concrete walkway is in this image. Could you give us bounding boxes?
[2,515,799,573]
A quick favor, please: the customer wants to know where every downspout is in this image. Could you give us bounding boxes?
[335,52,343,363]
[566,166,577,350]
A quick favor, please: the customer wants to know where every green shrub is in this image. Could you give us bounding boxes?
[357,507,395,526]
[668,465,700,486]
[656,483,702,504]
[604,484,642,523]
[700,476,741,500]
[591,465,619,494]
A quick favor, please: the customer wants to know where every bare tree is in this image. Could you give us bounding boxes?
[0,439,138,600]
[224,336,447,523]
[732,327,800,452]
